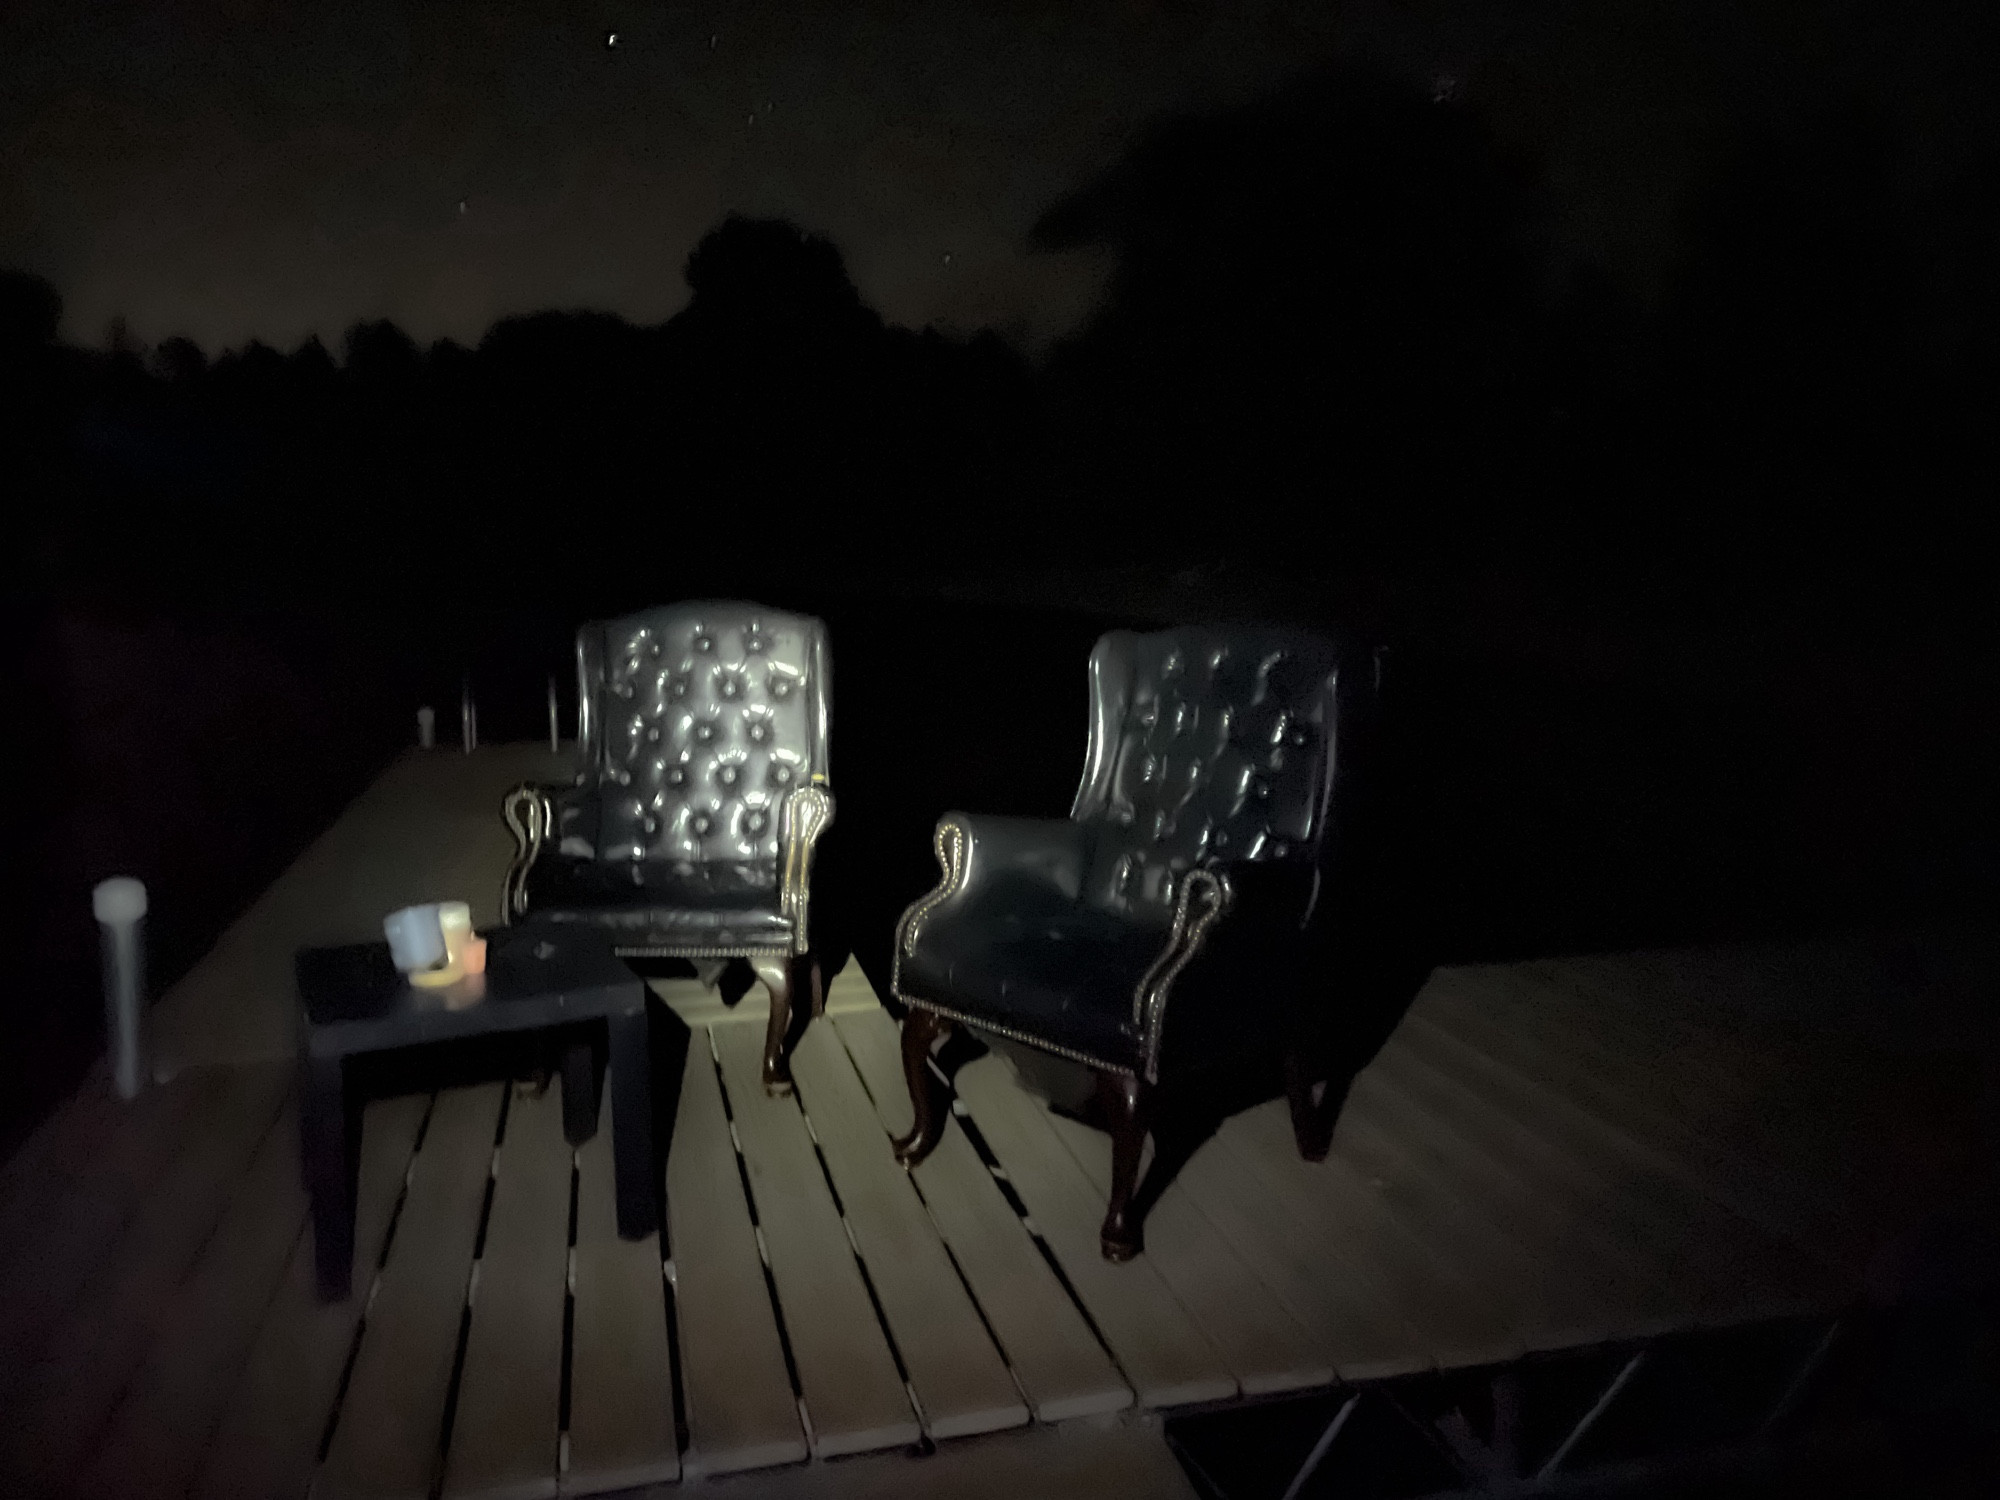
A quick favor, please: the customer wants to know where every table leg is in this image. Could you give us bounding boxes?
[560,1027,607,1146]
[606,1005,659,1239]
[300,1052,356,1302]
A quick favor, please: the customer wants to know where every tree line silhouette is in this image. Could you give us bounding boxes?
[5,63,1993,644]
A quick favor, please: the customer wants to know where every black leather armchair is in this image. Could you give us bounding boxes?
[889,624,1375,1258]
[502,602,834,1093]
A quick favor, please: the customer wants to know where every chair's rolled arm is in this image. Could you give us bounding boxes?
[780,780,835,954]
[500,781,555,922]
[1133,866,1235,1083]
[894,813,1088,966]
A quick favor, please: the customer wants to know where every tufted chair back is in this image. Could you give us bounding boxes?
[1072,626,1353,922]
[566,602,830,904]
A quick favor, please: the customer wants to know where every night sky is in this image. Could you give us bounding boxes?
[7,0,1993,355]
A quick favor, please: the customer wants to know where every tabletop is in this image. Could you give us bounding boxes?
[297,922,641,1057]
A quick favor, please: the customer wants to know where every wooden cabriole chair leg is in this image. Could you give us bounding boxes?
[1097,1068,1150,1261]
[1284,1046,1340,1163]
[751,956,795,1096]
[804,952,826,1018]
[892,1008,952,1166]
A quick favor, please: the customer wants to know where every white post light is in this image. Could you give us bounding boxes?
[92,877,148,1100]
[548,675,560,752]
[461,677,478,754]
[417,705,436,749]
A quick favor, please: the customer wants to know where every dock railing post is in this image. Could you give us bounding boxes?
[461,676,478,754]
[92,877,149,1100]
[548,674,559,752]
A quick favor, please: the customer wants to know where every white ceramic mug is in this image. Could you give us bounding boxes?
[384,905,447,974]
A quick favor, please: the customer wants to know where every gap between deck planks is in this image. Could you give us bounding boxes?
[831,1005,1133,1424]
[712,1024,923,1457]
[195,1092,431,1500]
[949,1053,1238,1409]
[442,1081,571,1500]
[317,1082,507,1500]
[667,1027,808,1477]
[1034,1103,1333,1396]
[786,1022,1029,1440]
[564,1086,680,1495]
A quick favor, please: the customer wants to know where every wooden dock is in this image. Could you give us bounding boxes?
[1,747,1984,1498]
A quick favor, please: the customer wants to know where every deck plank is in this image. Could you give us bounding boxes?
[0,1067,121,1266]
[667,1032,807,1477]
[1038,1104,1333,1397]
[789,1021,1028,1440]
[193,1091,430,1500]
[1491,952,1891,1185]
[1213,1102,1525,1370]
[1391,1009,1842,1322]
[1333,1065,1676,1350]
[0,1062,290,1493]
[712,1024,921,1458]
[833,1006,1131,1423]
[563,1081,679,1495]
[1370,1029,1816,1332]
[442,1084,572,1500]
[1533,948,1908,1209]
[1436,962,1888,1263]
[71,1093,311,1500]
[950,1053,1236,1409]
[1170,1115,1430,1382]
[318,1082,506,1500]
[1354,1042,1698,1334]
[1440,962,1809,1148]
[0,1067,209,1368]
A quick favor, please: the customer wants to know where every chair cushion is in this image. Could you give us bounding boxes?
[898,879,1169,1071]
[535,903,794,953]
[526,856,791,952]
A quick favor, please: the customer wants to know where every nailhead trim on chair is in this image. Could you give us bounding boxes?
[888,989,1137,1078]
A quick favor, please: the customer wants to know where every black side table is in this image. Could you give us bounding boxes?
[296,921,653,1301]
